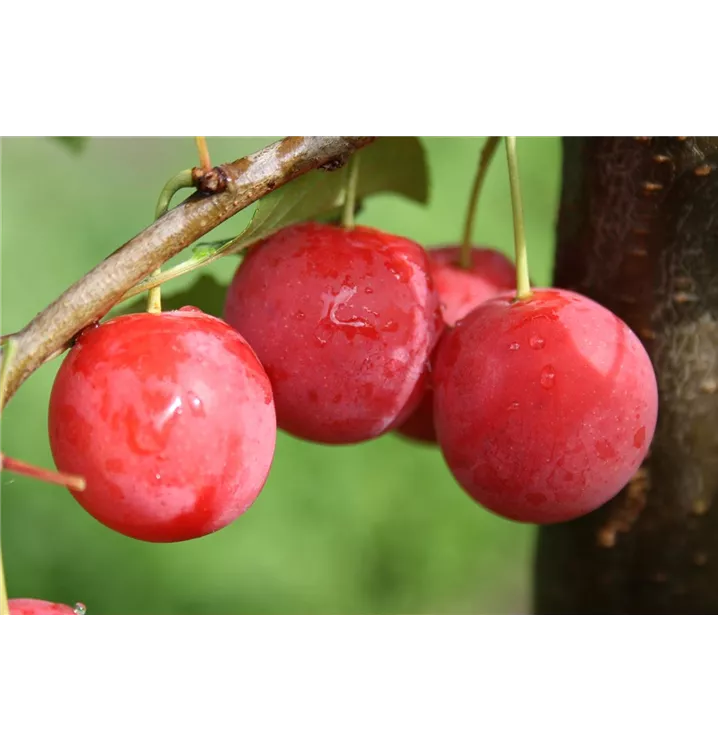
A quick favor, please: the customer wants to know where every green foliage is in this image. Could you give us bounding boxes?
[235,137,429,249]
[191,240,229,261]
[50,137,89,154]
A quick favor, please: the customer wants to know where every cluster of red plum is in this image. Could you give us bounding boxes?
[9,220,659,614]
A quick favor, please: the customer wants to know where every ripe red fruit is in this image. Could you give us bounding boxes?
[397,246,516,443]
[49,308,276,542]
[429,246,517,327]
[223,222,442,444]
[9,599,82,615]
[434,288,658,523]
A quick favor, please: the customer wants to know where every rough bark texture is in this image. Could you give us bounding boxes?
[535,137,718,614]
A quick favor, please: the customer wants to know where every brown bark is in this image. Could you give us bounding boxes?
[0,136,375,407]
[535,137,718,614]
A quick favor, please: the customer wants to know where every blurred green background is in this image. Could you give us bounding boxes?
[1,137,561,614]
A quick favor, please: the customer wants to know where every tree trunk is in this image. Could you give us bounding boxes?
[534,136,718,614]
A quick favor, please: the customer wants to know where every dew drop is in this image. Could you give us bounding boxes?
[364,287,374,294]
[508,401,520,411]
[509,342,520,351]
[187,391,204,416]
[155,473,162,480]
[540,365,556,389]
[73,602,87,615]
[530,336,545,350]
[294,310,306,321]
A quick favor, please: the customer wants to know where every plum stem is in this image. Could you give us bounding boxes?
[154,168,195,219]
[341,154,361,230]
[460,136,501,269]
[0,454,87,492]
[148,168,196,314]
[195,137,211,173]
[505,137,532,300]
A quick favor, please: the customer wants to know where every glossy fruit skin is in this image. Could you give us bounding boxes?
[434,288,659,524]
[9,599,78,615]
[397,246,516,443]
[49,308,276,542]
[429,246,516,327]
[223,222,442,444]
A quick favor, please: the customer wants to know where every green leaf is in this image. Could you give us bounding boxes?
[237,137,429,248]
[118,275,227,319]
[50,137,89,154]
[191,240,231,262]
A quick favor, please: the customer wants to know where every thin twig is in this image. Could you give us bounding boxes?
[0,136,375,406]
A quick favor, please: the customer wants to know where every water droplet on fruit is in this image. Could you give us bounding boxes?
[294,311,306,320]
[382,320,399,332]
[384,261,410,283]
[530,336,545,350]
[364,287,374,294]
[187,391,204,416]
[315,327,330,345]
[155,473,162,480]
[540,365,556,389]
[73,602,87,615]
[508,401,520,411]
[509,342,520,351]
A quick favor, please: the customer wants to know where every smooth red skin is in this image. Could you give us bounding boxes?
[434,288,659,524]
[430,246,517,327]
[223,223,442,444]
[49,308,277,542]
[9,599,77,615]
[397,247,516,444]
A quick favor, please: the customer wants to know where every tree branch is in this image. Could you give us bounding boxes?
[0,136,375,407]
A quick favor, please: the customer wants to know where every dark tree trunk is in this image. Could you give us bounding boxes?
[534,137,718,614]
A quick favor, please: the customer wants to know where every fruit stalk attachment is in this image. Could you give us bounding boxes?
[195,137,211,173]
[0,454,86,491]
[505,136,532,300]
[341,154,361,230]
[147,168,196,314]
[460,136,501,269]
